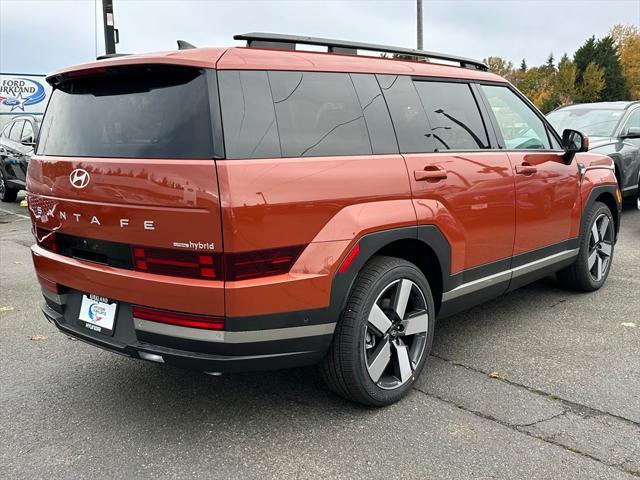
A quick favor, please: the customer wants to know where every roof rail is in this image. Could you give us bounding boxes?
[96,53,131,60]
[234,32,488,71]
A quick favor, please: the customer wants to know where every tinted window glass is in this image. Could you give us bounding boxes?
[21,121,34,143]
[350,74,398,154]
[481,85,551,150]
[9,120,25,142]
[268,71,371,157]
[414,81,488,150]
[377,75,434,153]
[623,108,640,133]
[37,66,213,159]
[219,70,281,159]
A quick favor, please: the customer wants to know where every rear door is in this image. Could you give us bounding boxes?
[28,65,225,315]
[381,75,516,281]
[478,84,580,258]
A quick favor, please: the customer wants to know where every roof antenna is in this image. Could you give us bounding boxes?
[177,40,196,50]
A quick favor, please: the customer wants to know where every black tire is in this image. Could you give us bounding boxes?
[320,256,435,406]
[557,201,615,292]
[0,167,18,203]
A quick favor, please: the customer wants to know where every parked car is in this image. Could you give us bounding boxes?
[0,115,40,202]
[28,33,620,406]
[547,102,640,205]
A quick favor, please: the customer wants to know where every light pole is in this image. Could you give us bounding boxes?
[417,0,423,50]
[102,0,119,55]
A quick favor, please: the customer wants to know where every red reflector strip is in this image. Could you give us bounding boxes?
[132,306,224,331]
[338,243,360,273]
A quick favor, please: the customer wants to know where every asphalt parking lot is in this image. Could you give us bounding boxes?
[1,194,639,480]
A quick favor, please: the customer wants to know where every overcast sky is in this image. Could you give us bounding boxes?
[1,0,638,75]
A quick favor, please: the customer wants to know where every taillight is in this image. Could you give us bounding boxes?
[37,274,66,294]
[133,305,224,331]
[35,227,57,252]
[224,245,304,281]
[132,246,220,280]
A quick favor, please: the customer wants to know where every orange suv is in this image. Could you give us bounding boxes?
[28,33,621,406]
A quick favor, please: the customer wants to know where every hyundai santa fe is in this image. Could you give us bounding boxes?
[28,33,621,406]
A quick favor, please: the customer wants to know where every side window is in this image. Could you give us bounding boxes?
[218,71,281,159]
[622,108,640,134]
[268,71,371,157]
[414,81,489,150]
[21,121,34,143]
[377,74,434,153]
[0,123,12,138]
[350,74,398,154]
[8,120,25,142]
[480,85,551,150]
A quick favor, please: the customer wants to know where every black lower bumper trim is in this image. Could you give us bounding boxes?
[42,303,328,373]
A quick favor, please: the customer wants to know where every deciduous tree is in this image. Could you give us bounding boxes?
[579,62,605,102]
[610,24,640,99]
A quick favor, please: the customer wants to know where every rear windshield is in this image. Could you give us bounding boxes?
[37,66,214,159]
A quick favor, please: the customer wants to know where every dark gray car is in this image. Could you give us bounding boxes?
[0,115,40,202]
[547,101,640,204]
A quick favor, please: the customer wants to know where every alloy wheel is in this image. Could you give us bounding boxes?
[364,279,429,390]
[0,170,5,197]
[588,213,613,282]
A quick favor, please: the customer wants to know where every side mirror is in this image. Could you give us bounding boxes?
[621,127,640,139]
[562,129,589,163]
[21,136,35,147]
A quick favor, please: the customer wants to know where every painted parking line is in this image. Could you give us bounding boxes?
[0,207,30,220]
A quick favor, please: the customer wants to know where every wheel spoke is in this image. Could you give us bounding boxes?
[598,216,610,241]
[400,312,428,336]
[596,255,603,281]
[367,337,391,382]
[394,340,413,383]
[368,304,392,335]
[599,242,612,257]
[588,249,598,270]
[591,222,600,244]
[393,279,412,320]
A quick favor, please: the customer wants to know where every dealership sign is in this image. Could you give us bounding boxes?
[0,74,51,116]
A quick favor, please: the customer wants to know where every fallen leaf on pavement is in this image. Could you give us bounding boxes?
[488,371,502,379]
[30,335,48,341]
[621,322,637,328]
[0,306,15,312]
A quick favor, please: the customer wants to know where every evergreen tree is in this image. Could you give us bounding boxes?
[594,35,629,100]
[519,59,527,72]
[574,36,597,84]
[545,53,555,71]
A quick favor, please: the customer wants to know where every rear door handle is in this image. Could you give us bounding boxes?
[414,168,448,181]
[515,165,537,175]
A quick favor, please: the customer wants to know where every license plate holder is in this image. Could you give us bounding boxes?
[78,293,118,337]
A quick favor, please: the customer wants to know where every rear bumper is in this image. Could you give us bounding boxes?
[41,290,334,373]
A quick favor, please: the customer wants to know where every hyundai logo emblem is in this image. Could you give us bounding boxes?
[69,169,90,189]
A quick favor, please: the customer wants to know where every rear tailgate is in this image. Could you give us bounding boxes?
[28,64,224,316]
